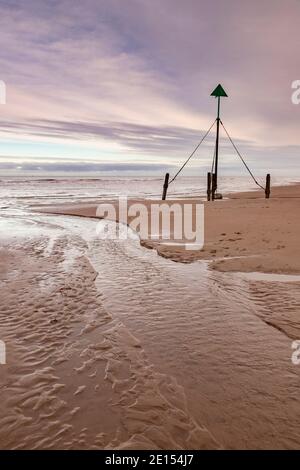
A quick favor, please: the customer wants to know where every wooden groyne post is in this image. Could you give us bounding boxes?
[162,173,169,200]
[265,174,271,199]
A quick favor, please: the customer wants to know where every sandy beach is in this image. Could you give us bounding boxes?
[0,224,219,450]
[1,181,300,450]
[40,183,300,274]
[2,0,300,457]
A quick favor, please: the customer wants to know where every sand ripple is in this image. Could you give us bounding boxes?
[0,220,218,449]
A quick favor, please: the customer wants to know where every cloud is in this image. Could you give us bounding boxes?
[0,118,219,154]
[0,0,299,174]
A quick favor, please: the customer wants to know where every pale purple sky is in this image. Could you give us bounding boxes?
[0,0,299,175]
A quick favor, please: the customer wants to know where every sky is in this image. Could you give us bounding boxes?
[0,0,299,177]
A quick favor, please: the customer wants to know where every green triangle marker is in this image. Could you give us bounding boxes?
[211,84,228,98]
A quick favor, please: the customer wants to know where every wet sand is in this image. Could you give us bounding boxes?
[0,220,218,450]
[1,183,300,449]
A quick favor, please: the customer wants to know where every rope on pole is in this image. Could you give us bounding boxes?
[169,119,217,184]
[220,120,265,191]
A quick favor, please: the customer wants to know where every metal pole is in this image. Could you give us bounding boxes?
[207,172,212,201]
[213,96,221,198]
[212,173,216,201]
[210,85,227,200]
